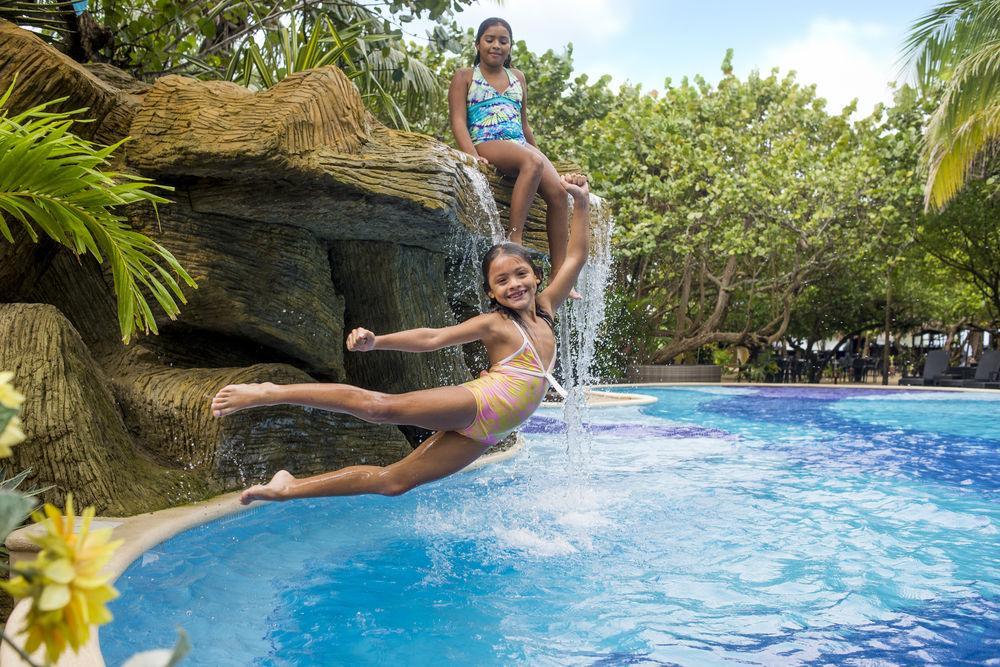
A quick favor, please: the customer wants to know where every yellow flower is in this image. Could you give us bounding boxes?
[0,415,25,457]
[0,371,25,410]
[0,495,123,664]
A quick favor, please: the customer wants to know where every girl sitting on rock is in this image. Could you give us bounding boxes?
[448,17,580,299]
[211,174,589,504]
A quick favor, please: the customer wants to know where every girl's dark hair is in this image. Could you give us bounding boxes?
[481,242,554,330]
[474,17,513,68]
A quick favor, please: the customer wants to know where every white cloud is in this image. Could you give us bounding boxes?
[460,0,628,48]
[760,18,897,116]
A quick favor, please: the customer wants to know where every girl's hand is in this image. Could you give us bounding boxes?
[561,173,590,200]
[347,327,376,352]
[474,154,490,166]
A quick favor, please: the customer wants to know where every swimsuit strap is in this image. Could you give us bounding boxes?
[508,319,568,399]
[493,327,528,367]
[471,65,519,98]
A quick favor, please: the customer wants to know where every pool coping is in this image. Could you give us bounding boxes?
[2,433,527,667]
[603,381,996,393]
[538,388,658,409]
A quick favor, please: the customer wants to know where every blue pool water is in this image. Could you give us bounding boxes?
[104,387,999,665]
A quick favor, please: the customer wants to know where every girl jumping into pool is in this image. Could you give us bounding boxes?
[211,174,590,505]
[449,17,580,299]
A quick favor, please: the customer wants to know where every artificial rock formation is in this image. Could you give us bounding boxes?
[0,304,217,515]
[0,21,559,514]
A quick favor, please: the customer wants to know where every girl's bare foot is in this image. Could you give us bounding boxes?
[211,382,277,417]
[569,288,582,300]
[240,469,295,505]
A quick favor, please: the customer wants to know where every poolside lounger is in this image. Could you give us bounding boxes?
[898,349,949,386]
[940,350,1000,389]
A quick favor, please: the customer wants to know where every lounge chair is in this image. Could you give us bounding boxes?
[898,349,949,386]
[937,350,1000,389]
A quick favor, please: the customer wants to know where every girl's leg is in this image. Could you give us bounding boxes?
[240,430,490,504]
[475,140,545,243]
[211,382,477,432]
[524,144,570,277]
[524,145,581,298]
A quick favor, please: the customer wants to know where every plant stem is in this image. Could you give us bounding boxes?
[1,630,42,667]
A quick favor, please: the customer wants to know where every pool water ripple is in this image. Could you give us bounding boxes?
[104,387,998,665]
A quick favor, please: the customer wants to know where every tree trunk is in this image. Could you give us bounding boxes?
[882,266,891,385]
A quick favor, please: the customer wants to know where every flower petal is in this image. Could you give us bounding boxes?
[43,558,75,584]
[38,583,71,611]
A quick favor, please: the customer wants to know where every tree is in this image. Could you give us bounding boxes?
[902,0,1000,208]
[577,53,889,363]
[919,179,1000,322]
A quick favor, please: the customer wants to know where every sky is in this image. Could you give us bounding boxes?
[407,0,940,116]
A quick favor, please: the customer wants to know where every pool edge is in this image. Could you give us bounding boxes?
[601,381,993,392]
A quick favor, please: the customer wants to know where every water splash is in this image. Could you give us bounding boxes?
[557,194,615,467]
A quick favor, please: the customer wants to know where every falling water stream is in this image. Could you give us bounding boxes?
[460,164,507,244]
[557,195,614,466]
[454,167,615,460]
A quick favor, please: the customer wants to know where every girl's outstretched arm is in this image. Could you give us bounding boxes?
[537,174,590,313]
[448,69,489,165]
[347,314,495,354]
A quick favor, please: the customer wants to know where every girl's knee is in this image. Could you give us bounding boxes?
[519,152,545,177]
[377,471,413,496]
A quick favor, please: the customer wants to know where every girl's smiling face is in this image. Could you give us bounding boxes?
[487,253,540,310]
[476,24,512,68]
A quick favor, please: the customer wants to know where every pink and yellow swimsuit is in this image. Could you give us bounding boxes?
[456,319,567,445]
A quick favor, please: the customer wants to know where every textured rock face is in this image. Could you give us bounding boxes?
[0,22,559,515]
[127,71,368,178]
[331,241,471,394]
[0,304,218,514]
[133,206,348,378]
[0,22,140,145]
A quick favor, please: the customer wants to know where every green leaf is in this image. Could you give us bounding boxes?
[0,491,35,542]
[197,17,216,40]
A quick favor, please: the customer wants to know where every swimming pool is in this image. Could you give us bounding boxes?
[104,386,999,665]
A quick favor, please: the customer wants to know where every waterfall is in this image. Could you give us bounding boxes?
[446,164,509,303]
[557,194,614,467]
[461,163,507,243]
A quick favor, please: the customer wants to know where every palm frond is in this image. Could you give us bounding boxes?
[922,39,1000,207]
[0,81,196,343]
[223,10,441,129]
[901,0,1000,85]
[903,0,1000,208]
[924,103,1000,208]
[0,0,78,34]
[941,38,1000,124]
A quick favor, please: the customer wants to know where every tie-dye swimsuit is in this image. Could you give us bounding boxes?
[456,318,567,445]
[466,65,527,145]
